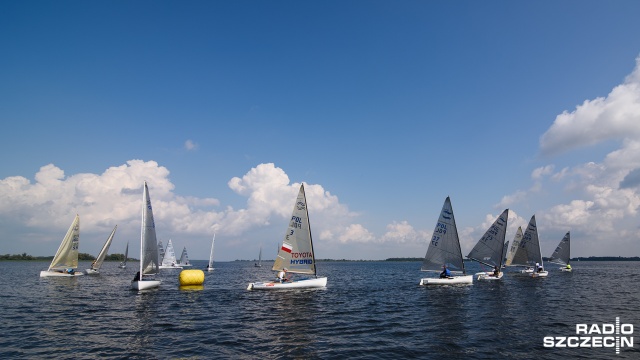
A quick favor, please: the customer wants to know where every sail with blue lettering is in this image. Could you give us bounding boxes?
[421,197,466,273]
[272,184,316,275]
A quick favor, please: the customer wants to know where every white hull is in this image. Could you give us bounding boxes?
[131,280,161,290]
[475,272,503,281]
[516,268,534,275]
[205,267,214,272]
[179,264,193,267]
[118,265,126,269]
[531,271,549,278]
[419,275,473,285]
[159,265,183,269]
[247,277,327,290]
[84,268,100,275]
[560,267,572,272]
[40,270,83,277]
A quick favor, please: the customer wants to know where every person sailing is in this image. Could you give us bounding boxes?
[277,268,289,283]
[565,263,572,270]
[440,265,451,278]
[492,265,500,277]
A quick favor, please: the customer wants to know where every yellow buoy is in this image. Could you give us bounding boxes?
[179,269,205,286]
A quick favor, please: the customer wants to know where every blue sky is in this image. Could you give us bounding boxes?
[2,1,640,261]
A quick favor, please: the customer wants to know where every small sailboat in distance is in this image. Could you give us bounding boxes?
[504,226,523,267]
[131,181,161,290]
[247,184,327,290]
[119,241,129,269]
[467,209,509,280]
[40,214,83,277]
[549,231,572,272]
[179,246,193,267]
[159,239,182,269]
[206,234,215,271]
[85,225,117,275]
[419,197,473,285]
[254,246,262,267]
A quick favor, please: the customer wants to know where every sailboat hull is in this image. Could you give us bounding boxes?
[159,265,183,269]
[247,277,327,290]
[419,275,473,285]
[40,270,83,277]
[131,280,161,290]
[84,269,100,275]
[560,267,572,272]
[476,272,503,280]
[118,264,126,269]
[531,271,549,278]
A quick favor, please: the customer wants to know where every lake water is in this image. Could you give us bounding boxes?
[1,260,638,359]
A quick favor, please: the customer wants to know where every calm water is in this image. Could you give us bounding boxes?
[1,260,639,359]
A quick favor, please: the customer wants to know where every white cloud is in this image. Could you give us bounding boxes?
[540,56,640,156]
[184,139,198,151]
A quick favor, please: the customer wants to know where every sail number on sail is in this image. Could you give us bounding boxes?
[431,222,447,246]
[290,216,302,229]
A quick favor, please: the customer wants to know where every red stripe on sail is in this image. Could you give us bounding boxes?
[281,243,292,253]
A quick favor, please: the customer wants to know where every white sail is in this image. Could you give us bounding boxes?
[179,247,192,266]
[255,246,262,267]
[272,184,317,276]
[467,209,509,269]
[161,239,178,267]
[140,182,160,276]
[421,197,466,273]
[248,183,327,290]
[49,215,81,271]
[504,226,523,266]
[510,215,547,278]
[119,241,129,268]
[87,225,117,273]
[549,231,571,266]
[157,240,165,263]
[206,234,215,271]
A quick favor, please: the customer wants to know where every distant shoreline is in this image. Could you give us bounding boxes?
[3,255,640,262]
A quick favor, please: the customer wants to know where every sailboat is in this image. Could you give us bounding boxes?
[131,181,161,290]
[510,215,548,278]
[504,226,523,266]
[157,240,165,264]
[119,241,129,269]
[206,234,215,271]
[247,184,327,290]
[40,215,84,277]
[254,246,262,267]
[179,246,193,267]
[549,231,572,272]
[467,209,509,280]
[159,239,182,269]
[419,197,473,285]
[85,225,118,275]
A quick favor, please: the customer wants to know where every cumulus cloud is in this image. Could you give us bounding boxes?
[540,56,640,156]
[1,161,403,258]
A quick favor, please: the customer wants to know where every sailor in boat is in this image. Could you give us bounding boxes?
[537,263,544,273]
[565,264,571,270]
[133,271,141,282]
[492,266,500,277]
[277,268,290,283]
[439,265,451,279]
